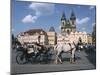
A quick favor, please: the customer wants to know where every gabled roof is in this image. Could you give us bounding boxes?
[24,29,47,35]
[49,26,55,32]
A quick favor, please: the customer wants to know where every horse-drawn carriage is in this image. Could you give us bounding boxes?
[16,42,52,64]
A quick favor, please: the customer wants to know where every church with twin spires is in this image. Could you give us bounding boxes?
[61,10,76,36]
[57,10,89,44]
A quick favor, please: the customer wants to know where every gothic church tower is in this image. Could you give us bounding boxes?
[70,10,76,32]
[61,10,76,36]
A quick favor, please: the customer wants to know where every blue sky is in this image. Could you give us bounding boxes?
[12,0,96,36]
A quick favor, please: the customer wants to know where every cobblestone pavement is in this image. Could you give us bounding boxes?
[11,49,96,74]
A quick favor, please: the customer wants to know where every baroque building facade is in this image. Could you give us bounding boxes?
[47,27,57,46]
[17,29,48,45]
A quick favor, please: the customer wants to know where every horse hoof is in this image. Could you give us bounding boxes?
[54,61,57,64]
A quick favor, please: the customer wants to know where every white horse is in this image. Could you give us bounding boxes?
[54,40,79,64]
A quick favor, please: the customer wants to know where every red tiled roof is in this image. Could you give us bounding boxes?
[24,29,47,35]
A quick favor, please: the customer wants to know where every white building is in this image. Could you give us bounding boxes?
[17,29,48,45]
[57,34,70,44]
[47,26,57,46]
[57,31,88,44]
[75,31,88,44]
[47,32,57,45]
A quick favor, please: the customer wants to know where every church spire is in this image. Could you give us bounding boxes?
[61,12,66,21]
[70,10,76,20]
[70,10,76,32]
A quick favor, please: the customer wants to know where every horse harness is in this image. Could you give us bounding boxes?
[68,43,76,54]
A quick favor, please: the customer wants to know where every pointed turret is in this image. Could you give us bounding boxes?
[49,26,55,32]
[61,12,67,27]
[61,12,67,35]
[70,10,76,32]
[61,12,66,21]
[70,10,76,20]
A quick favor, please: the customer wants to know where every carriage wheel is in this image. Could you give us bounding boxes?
[16,53,27,64]
[29,55,35,64]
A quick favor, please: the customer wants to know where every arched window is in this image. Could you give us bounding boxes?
[67,30,70,34]
[62,21,64,26]
[79,37,82,43]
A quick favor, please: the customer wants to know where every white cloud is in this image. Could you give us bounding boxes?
[76,17,90,25]
[89,6,95,10]
[22,3,55,23]
[22,14,38,23]
[29,3,55,16]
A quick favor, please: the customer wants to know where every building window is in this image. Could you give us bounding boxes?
[67,30,70,34]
